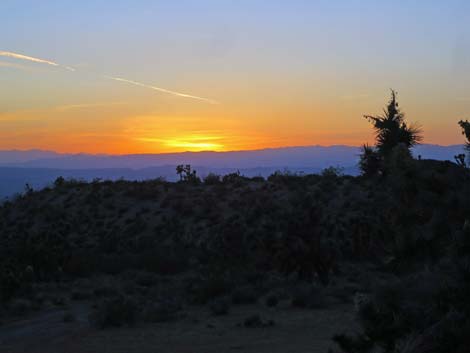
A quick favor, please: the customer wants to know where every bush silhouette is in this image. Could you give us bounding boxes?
[203,173,221,185]
[90,296,138,329]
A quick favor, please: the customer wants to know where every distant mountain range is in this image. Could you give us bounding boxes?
[0,144,465,199]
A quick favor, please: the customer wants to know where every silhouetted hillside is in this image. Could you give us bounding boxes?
[1,145,464,169]
[0,144,464,198]
[1,157,470,352]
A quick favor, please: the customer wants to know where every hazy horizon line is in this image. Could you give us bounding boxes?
[0,143,465,157]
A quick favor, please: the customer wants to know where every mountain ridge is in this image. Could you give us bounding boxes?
[0,144,464,170]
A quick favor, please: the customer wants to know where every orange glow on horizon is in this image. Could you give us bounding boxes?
[0,92,465,155]
[137,135,225,152]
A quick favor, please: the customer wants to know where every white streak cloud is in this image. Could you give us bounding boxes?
[55,102,128,111]
[1,50,218,104]
[105,76,219,104]
[0,51,75,71]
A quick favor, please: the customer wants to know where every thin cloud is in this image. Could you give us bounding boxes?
[105,76,219,105]
[0,60,34,71]
[1,50,218,104]
[0,51,75,71]
[55,102,128,111]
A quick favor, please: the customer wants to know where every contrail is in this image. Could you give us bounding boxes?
[0,51,75,71]
[105,76,219,104]
[1,50,218,104]
[55,102,129,111]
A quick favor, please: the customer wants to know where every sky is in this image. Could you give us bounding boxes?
[1,0,470,154]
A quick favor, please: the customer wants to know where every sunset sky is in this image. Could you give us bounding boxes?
[1,0,470,154]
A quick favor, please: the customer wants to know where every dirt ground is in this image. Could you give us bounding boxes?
[1,302,356,353]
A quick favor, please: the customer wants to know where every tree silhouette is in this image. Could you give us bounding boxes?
[364,90,422,157]
[176,165,185,181]
[459,120,470,152]
[359,144,382,177]
[175,164,199,183]
[454,154,466,168]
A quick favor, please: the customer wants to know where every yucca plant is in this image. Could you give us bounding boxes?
[359,144,382,177]
[364,90,422,157]
[459,120,470,153]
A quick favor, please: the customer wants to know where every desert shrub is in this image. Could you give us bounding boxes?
[70,289,93,301]
[222,171,246,186]
[267,170,302,185]
[393,311,470,353]
[99,254,139,275]
[143,300,181,322]
[249,176,265,182]
[63,251,99,277]
[290,283,326,309]
[0,266,22,302]
[141,245,190,275]
[271,212,337,285]
[93,284,120,298]
[209,297,230,316]
[243,314,275,328]
[124,183,159,200]
[62,311,76,323]
[8,298,34,316]
[203,173,221,185]
[53,176,66,188]
[133,271,159,287]
[333,271,457,353]
[321,166,344,179]
[200,217,257,272]
[52,296,67,306]
[188,274,233,304]
[10,230,69,280]
[265,294,279,307]
[89,296,138,329]
[231,286,258,305]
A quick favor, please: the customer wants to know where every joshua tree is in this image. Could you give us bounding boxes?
[359,144,382,177]
[455,154,467,168]
[359,90,422,177]
[459,120,470,152]
[456,120,470,168]
[364,90,422,157]
[176,165,186,181]
[176,164,199,183]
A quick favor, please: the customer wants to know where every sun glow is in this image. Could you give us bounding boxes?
[136,135,225,152]
[166,141,223,150]
[165,135,224,151]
